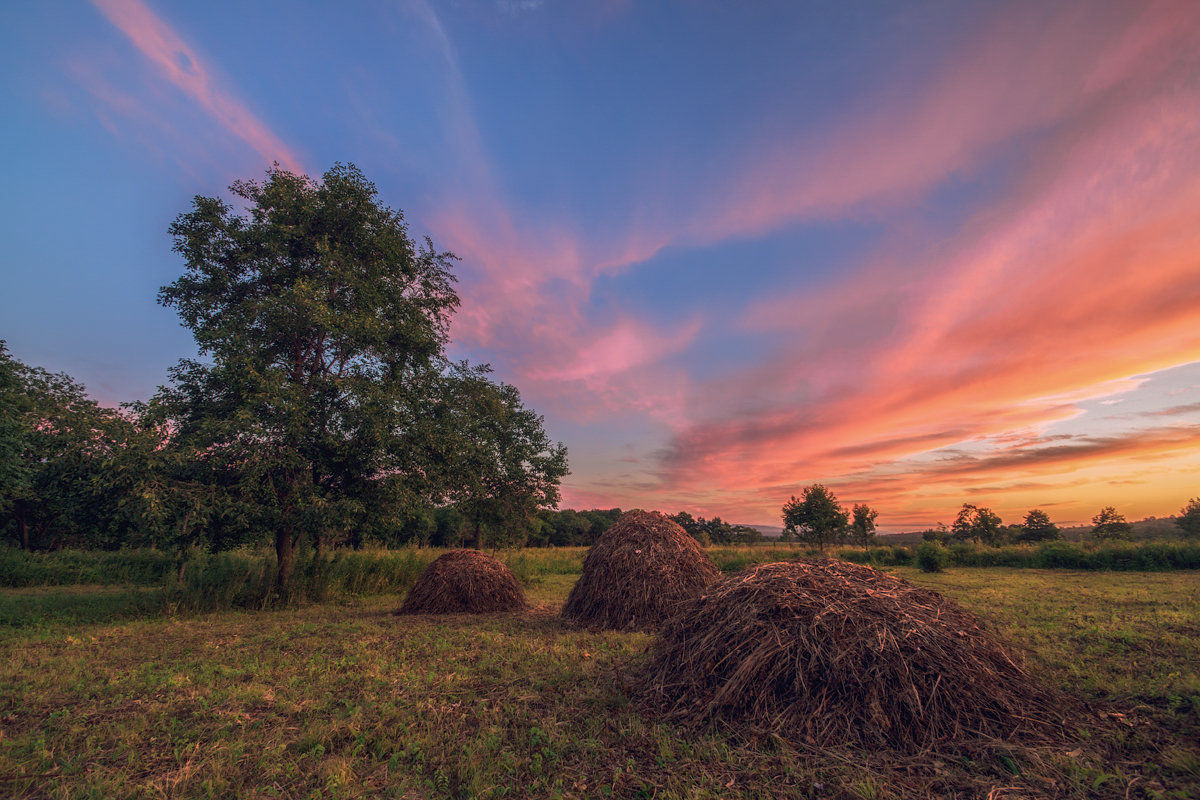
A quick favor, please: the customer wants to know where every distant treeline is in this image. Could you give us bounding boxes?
[396,507,765,549]
[891,510,1197,546]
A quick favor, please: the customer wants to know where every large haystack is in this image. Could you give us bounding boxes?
[398,550,526,614]
[641,559,1072,751]
[562,510,721,631]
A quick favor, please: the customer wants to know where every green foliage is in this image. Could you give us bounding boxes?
[1091,506,1133,541]
[668,511,763,546]
[420,364,568,549]
[951,504,1003,545]
[835,545,912,567]
[145,163,568,583]
[0,342,23,505]
[0,548,177,587]
[849,503,879,547]
[1176,498,1200,540]
[0,586,164,627]
[916,541,949,572]
[0,350,150,551]
[155,163,464,585]
[163,547,439,611]
[781,484,849,552]
[1017,509,1060,543]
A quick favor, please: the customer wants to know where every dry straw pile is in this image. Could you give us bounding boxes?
[641,559,1072,751]
[398,549,526,614]
[562,510,721,631]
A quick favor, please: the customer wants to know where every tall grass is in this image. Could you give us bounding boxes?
[0,547,176,587]
[3,537,1197,619]
[164,547,443,612]
[837,539,1200,571]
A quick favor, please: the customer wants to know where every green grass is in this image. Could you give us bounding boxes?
[1,565,1197,799]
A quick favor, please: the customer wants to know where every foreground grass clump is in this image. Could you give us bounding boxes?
[2,567,1197,799]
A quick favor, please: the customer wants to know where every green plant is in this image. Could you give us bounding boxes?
[916,541,949,573]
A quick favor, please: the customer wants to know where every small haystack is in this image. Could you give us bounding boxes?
[562,510,721,631]
[398,550,526,614]
[641,559,1072,751]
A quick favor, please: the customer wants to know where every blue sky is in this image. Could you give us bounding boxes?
[2,0,1199,528]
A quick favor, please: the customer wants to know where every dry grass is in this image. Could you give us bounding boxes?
[397,550,525,615]
[641,559,1077,752]
[561,510,720,632]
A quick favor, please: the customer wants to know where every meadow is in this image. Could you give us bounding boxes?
[1,547,1197,799]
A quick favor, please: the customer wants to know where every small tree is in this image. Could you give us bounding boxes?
[1017,509,1060,543]
[1091,506,1133,541]
[950,503,1003,546]
[1176,498,1200,540]
[849,503,879,547]
[422,364,568,549]
[781,484,849,552]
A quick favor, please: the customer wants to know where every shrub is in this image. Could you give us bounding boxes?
[916,541,949,573]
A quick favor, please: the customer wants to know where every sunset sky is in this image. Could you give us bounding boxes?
[2,0,1198,530]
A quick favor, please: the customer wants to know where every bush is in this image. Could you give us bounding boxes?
[916,541,949,573]
[836,546,913,567]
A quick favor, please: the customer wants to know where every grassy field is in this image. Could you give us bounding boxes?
[1,562,1197,799]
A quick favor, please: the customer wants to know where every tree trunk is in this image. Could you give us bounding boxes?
[17,507,29,551]
[276,526,296,589]
[176,511,191,584]
[470,519,482,549]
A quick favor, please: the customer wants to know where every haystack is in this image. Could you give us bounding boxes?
[398,550,526,614]
[562,510,721,631]
[641,559,1071,751]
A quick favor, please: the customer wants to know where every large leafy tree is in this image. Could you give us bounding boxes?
[781,484,849,552]
[155,163,460,586]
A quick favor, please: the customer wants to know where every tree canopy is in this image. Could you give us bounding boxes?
[1177,498,1200,540]
[1091,506,1132,541]
[849,503,879,547]
[0,347,148,551]
[781,484,849,552]
[149,163,565,582]
[1017,509,1060,543]
[950,504,1003,546]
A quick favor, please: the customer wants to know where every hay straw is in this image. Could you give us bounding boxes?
[562,510,721,631]
[398,550,526,614]
[640,559,1074,751]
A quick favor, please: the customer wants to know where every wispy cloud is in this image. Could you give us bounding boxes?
[87,0,303,172]
[556,0,1200,525]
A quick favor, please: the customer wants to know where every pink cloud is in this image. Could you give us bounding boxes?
[88,0,303,172]
[349,0,1200,528]
[557,0,1200,525]
[526,317,702,384]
